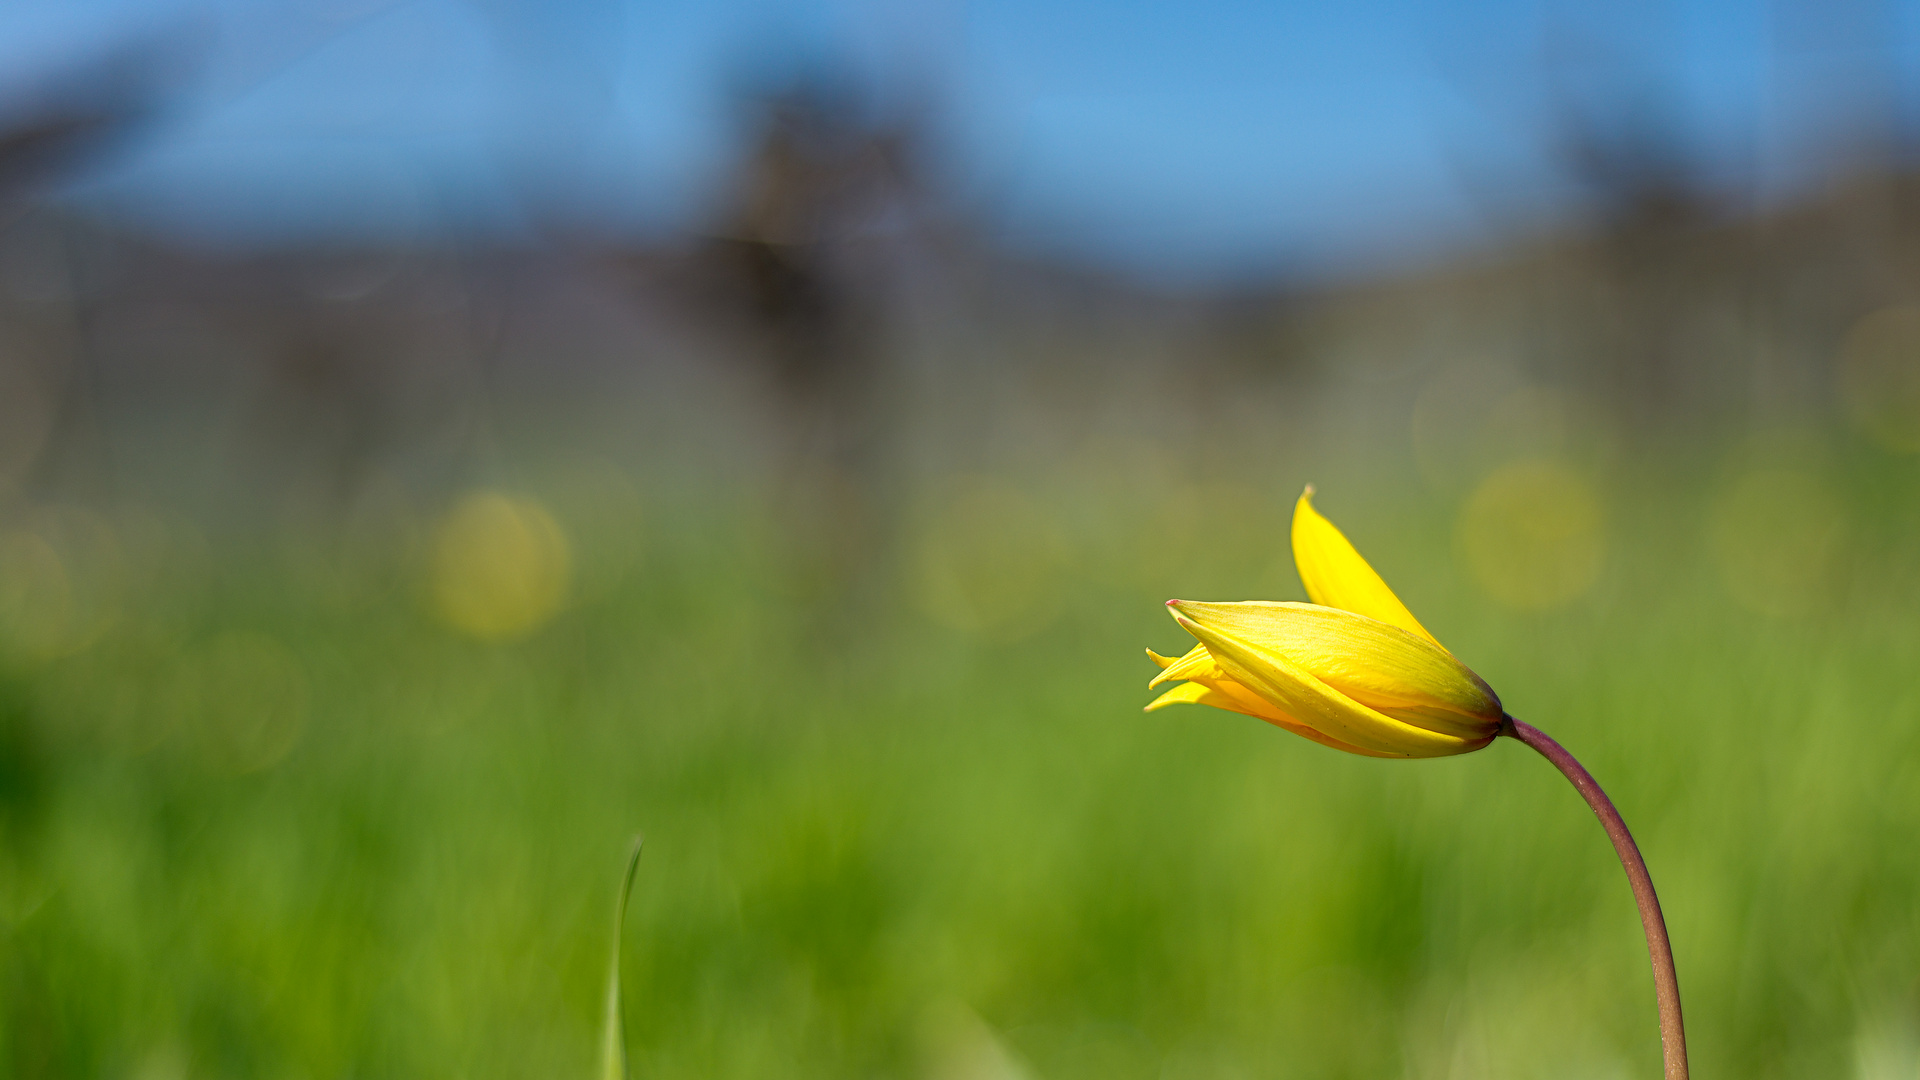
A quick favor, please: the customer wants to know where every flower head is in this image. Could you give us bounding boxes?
[1146,487,1504,758]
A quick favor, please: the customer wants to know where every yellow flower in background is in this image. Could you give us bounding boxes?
[1145,487,1504,758]
[431,491,572,641]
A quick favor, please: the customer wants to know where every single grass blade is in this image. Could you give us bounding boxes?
[598,834,646,1080]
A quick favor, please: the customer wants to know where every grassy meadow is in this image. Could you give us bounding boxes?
[2,401,1918,1080]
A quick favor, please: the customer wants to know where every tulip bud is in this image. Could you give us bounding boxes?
[1146,489,1503,758]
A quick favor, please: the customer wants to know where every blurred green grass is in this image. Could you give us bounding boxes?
[3,442,1919,1080]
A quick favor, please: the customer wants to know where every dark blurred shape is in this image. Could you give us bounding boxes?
[708,75,921,432]
[678,70,934,602]
[0,27,198,212]
[1553,94,1700,238]
[718,81,874,403]
[1547,80,1712,426]
[0,105,134,209]
[0,25,200,513]
[11,16,1920,547]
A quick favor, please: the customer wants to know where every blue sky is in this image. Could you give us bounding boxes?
[3,0,1915,280]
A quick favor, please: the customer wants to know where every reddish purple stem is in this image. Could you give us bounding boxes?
[1502,717,1689,1080]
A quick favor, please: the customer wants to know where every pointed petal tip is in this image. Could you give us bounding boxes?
[1289,483,1440,646]
[1166,599,1183,607]
[1146,648,1175,687]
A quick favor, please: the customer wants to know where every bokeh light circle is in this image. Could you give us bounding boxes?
[429,492,572,641]
[1456,461,1605,611]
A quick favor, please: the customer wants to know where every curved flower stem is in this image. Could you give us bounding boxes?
[1500,717,1688,1080]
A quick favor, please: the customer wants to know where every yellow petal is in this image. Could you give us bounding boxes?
[1169,601,1501,739]
[1146,678,1239,712]
[1149,658,1287,722]
[1146,642,1207,676]
[1145,673,1398,757]
[1171,610,1490,758]
[1292,487,1439,646]
[1147,642,1215,689]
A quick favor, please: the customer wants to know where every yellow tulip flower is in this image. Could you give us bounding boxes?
[1145,486,1504,758]
[1143,487,1692,1078]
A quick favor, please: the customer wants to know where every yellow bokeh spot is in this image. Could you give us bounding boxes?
[1838,305,1920,452]
[1708,468,1845,618]
[429,492,571,641]
[913,475,1066,638]
[1456,461,1605,611]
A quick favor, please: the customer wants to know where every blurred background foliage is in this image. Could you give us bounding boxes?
[4,1,1920,1078]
